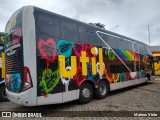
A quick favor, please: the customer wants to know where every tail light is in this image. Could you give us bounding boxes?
[22,66,33,91]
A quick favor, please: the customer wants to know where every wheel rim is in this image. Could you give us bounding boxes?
[99,84,107,96]
[2,89,7,99]
[82,88,90,99]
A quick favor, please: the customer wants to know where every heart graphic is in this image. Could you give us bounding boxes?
[57,40,74,58]
[85,44,95,61]
[39,69,60,94]
[73,43,85,57]
[38,38,58,66]
[108,49,115,60]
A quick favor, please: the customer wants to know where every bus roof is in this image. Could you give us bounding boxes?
[9,5,150,48]
[32,6,149,47]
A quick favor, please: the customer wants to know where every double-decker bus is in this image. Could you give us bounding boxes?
[4,6,156,106]
[0,32,7,101]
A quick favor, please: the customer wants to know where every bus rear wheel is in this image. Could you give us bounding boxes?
[95,81,109,99]
[0,85,8,101]
[79,83,93,104]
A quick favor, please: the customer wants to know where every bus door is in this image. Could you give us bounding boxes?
[138,44,147,81]
[133,42,140,80]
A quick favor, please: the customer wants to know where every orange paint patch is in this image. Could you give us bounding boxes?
[44,94,48,98]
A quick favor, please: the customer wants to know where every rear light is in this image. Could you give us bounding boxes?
[22,66,33,91]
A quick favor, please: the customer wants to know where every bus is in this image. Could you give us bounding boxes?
[152,52,160,76]
[0,32,7,101]
[4,6,156,106]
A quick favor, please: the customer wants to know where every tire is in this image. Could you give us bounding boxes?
[79,83,93,104]
[95,80,109,99]
[0,84,8,101]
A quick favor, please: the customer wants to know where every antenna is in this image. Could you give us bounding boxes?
[148,25,151,45]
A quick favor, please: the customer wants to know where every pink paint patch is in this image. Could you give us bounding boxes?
[73,43,85,57]
[38,38,58,75]
[125,72,131,80]
[73,66,87,86]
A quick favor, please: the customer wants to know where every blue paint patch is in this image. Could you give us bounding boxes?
[120,73,126,82]
[141,71,146,78]
[87,63,94,80]
[10,73,21,93]
[57,40,74,65]
[57,40,74,57]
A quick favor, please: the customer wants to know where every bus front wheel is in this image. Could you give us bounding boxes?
[95,80,109,99]
[79,83,93,104]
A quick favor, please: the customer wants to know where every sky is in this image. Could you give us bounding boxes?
[0,0,160,46]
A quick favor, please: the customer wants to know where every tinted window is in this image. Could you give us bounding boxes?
[145,45,152,55]
[127,41,133,51]
[116,38,129,50]
[99,33,116,48]
[117,65,130,72]
[61,20,78,41]
[79,25,101,46]
[133,43,138,52]
[139,44,147,54]
[38,14,60,37]
[5,8,23,33]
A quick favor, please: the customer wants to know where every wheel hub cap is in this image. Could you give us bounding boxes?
[82,88,90,98]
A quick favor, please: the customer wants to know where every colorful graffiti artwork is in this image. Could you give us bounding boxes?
[119,73,126,82]
[104,69,113,83]
[57,40,74,65]
[125,72,131,81]
[8,73,21,93]
[114,49,134,61]
[73,66,87,86]
[60,66,73,91]
[39,69,60,94]
[37,36,148,96]
[108,49,115,60]
[113,73,120,83]
[38,38,58,75]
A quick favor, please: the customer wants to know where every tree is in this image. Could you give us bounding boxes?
[89,23,105,29]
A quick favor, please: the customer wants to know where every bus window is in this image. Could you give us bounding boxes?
[61,20,79,42]
[127,41,133,51]
[133,43,138,53]
[38,13,60,38]
[116,38,129,50]
[100,34,117,48]
[139,44,147,54]
[145,45,152,55]
[79,25,101,46]
[5,8,23,33]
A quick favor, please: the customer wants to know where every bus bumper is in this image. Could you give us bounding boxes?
[6,88,37,106]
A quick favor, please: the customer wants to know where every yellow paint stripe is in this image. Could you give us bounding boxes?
[153,54,160,56]
[125,51,134,61]
[2,52,5,78]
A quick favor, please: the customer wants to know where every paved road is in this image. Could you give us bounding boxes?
[0,80,160,120]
